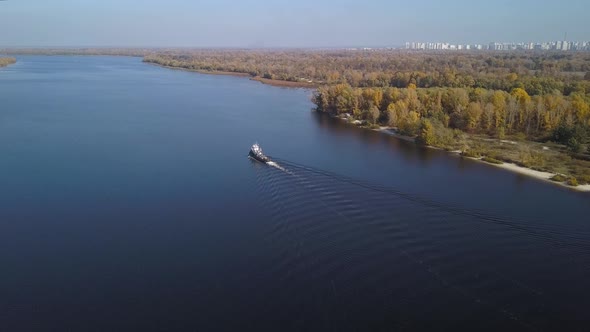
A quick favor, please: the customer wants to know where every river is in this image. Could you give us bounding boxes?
[0,56,589,331]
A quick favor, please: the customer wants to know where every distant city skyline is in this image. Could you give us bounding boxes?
[405,40,590,51]
[0,0,589,47]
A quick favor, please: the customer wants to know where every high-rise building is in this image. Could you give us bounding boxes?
[403,40,590,51]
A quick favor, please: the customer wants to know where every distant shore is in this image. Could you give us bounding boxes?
[249,76,317,88]
[0,57,17,68]
[332,115,590,192]
[145,62,317,88]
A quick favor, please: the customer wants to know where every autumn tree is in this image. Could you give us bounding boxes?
[491,91,507,137]
[466,102,483,132]
[417,119,435,146]
[366,106,380,124]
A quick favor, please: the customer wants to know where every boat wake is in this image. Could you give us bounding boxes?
[266,161,291,174]
[263,157,590,262]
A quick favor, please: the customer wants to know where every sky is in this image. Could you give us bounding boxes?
[0,0,588,48]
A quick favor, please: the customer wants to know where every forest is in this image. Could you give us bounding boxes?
[143,50,590,95]
[313,84,589,143]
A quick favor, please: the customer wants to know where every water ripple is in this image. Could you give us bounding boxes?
[250,158,590,330]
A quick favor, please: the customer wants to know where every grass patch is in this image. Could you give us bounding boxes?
[567,177,579,187]
[462,134,590,182]
[482,157,503,164]
[461,150,481,158]
[577,174,590,185]
[551,174,567,182]
[368,123,381,129]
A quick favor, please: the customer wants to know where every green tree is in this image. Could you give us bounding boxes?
[417,119,435,146]
[552,124,587,151]
[497,127,506,139]
[567,137,582,153]
[312,87,329,113]
[367,106,380,124]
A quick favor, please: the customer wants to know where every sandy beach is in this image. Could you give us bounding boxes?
[472,158,590,192]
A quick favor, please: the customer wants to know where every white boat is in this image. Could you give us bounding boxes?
[248,143,270,163]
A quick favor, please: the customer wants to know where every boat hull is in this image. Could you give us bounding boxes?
[249,150,270,163]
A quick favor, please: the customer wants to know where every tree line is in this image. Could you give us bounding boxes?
[143,50,590,96]
[313,84,589,152]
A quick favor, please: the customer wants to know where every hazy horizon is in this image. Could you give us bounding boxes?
[0,0,589,48]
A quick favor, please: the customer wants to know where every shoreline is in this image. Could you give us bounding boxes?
[249,76,318,88]
[333,115,590,192]
[477,160,590,192]
[460,154,590,192]
[145,63,251,77]
[145,62,317,88]
[0,57,17,68]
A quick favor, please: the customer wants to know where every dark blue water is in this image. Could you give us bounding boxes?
[0,56,589,331]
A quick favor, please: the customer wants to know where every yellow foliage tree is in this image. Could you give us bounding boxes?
[466,102,483,132]
[571,94,589,122]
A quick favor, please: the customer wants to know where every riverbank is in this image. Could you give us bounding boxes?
[454,154,590,192]
[332,115,590,192]
[250,76,317,88]
[145,63,251,77]
[145,61,317,88]
[480,161,590,191]
[0,57,17,67]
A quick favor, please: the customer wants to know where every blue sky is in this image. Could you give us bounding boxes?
[0,0,588,47]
